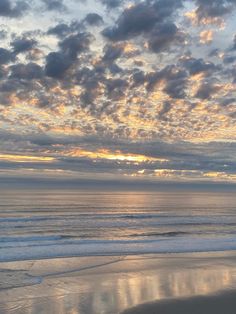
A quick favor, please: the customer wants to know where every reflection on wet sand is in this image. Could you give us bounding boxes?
[1,253,236,314]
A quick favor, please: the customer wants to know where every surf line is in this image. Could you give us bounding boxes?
[42,255,128,279]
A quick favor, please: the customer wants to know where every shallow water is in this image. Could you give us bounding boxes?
[1,189,236,261]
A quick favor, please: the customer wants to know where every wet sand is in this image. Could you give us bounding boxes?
[1,252,236,314]
[122,290,236,314]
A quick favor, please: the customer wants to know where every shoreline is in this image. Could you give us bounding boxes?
[1,251,236,313]
[1,248,236,264]
[3,243,236,263]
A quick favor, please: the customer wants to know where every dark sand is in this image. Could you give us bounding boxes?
[122,291,236,314]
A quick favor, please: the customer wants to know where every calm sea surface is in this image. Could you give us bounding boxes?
[1,189,236,261]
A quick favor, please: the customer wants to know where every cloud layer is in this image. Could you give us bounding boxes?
[0,0,236,185]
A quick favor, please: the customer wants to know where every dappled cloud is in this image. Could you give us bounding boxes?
[0,0,236,185]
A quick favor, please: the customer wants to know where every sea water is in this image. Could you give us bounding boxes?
[1,189,236,262]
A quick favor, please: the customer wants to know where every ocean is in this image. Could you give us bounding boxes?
[1,189,236,262]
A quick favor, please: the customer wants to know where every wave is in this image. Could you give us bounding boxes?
[129,231,190,237]
[1,191,236,262]
[1,236,236,262]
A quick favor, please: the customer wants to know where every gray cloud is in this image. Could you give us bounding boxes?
[195,82,221,99]
[41,0,67,12]
[0,66,8,79]
[0,30,7,39]
[146,65,188,99]
[223,55,236,64]
[222,98,236,106]
[158,101,172,121]
[105,78,128,100]
[148,23,184,53]
[10,62,43,80]
[102,0,182,41]
[45,52,72,78]
[100,0,124,9]
[102,44,124,62]
[47,23,71,38]
[45,31,92,79]
[0,48,14,64]
[131,69,146,87]
[0,0,29,18]
[194,0,236,22]
[233,34,236,50]
[59,32,92,60]
[84,13,104,26]
[181,57,220,76]
[11,37,37,55]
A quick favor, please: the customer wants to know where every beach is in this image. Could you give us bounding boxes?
[1,189,236,313]
[1,0,236,311]
[122,290,236,314]
[1,251,236,314]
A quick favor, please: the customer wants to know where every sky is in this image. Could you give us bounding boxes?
[0,0,236,187]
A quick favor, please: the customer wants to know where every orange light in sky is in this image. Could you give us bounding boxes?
[0,154,55,163]
[65,148,168,163]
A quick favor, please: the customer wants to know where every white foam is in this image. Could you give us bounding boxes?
[1,236,236,262]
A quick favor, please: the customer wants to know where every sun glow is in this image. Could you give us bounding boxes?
[65,149,168,163]
[0,154,55,163]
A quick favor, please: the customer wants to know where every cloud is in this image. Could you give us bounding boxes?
[11,37,37,55]
[131,69,146,87]
[44,31,92,79]
[148,23,185,53]
[102,3,158,41]
[100,0,124,9]
[0,66,8,79]
[195,0,236,20]
[1,127,236,184]
[186,0,236,26]
[10,63,43,80]
[102,0,183,41]
[0,48,14,64]
[199,30,213,44]
[232,34,236,50]
[47,23,71,38]
[158,101,172,120]
[223,55,236,64]
[84,13,103,26]
[0,0,29,18]
[0,30,7,39]
[181,57,220,76]
[195,82,221,99]
[105,78,128,100]
[45,52,72,78]
[59,32,92,60]
[146,65,188,99]
[41,0,67,12]
[0,0,236,184]
[102,43,124,62]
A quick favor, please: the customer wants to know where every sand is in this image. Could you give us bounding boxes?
[1,252,236,314]
[122,290,236,314]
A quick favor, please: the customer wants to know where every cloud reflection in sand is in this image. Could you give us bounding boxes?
[1,254,236,314]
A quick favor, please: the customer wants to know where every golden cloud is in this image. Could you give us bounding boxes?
[199,30,213,44]
[64,148,168,163]
[0,154,55,163]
